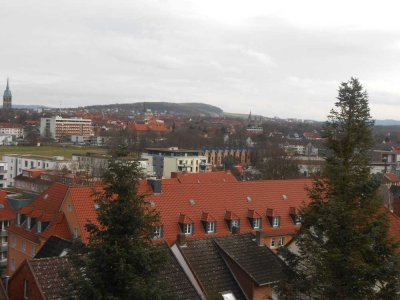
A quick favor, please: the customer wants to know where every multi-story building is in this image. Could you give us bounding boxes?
[40,116,93,141]
[2,154,73,187]
[0,161,10,188]
[0,123,23,139]
[72,152,149,178]
[142,147,209,178]
[202,147,252,168]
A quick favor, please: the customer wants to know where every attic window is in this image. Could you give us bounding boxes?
[282,194,288,200]
[153,225,163,239]
[246,196,252,203]
[43,194,49,200]
[189,199,196,206]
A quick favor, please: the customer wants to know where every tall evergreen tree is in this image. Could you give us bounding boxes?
[278,78,400,299]
[68,159,174,299]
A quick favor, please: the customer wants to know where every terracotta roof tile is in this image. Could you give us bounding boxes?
[69,179,312,245]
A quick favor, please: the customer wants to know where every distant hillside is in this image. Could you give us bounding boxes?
[375,119,400,126]
[83,102,223,117]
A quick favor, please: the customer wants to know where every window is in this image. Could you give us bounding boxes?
[17,213,21,226]
[206,221,216,234]
[73,228,79,238]
[183,223,193,235]
[67,204,73,212]
[272,216,281,228]
[22,240,26,252]
[37,221,41,233]
[25,161,28,167]
[252,218,261,229]
[24,279,28,299]
[271,238,276,248]
[279,236,286,247]
[11,235,16,248]
[230,219,240,231]
[153,225,163,239]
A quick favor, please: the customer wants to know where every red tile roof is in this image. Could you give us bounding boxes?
[170,171,237,184]
[385,173,399,183]
[0,191,16,220]
[68,179,313,244]
[8,183,72,243]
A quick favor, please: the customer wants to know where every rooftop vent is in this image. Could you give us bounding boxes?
[246,196,252,203]
[43,194,49,200]
[282,194,288,200]
[189,199,196,206]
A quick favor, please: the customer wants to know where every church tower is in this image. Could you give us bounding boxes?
[3,78,12,110]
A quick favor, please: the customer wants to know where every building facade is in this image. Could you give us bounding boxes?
[142,147,209,178]
[2,154,73,187]
[40,116,93,141]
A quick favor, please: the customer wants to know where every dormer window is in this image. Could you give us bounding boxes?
[248,209,262,230]
[289,207,302,225]
[252,218,261,229]
[266,208,281,228]
[17,213,21,226]
[225,211,240,233]
[206,221,216,234]
[26,217,31,230]
[272,216,281,228]
[178,214,194,235]
[183,223,193,235]
[153,225,163,240]
[201,212,217,234]
[37,221,42,233]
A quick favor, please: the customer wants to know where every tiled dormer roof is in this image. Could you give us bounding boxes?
[67,178,312,245]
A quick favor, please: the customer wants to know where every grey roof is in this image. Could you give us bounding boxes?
[157,244,201,300]
[28,257,78,300]
[181,238,246,299]
[35,235,72,258]
[214,233,284,285]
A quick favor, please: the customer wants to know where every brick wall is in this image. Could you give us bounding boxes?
[8,261,43,300]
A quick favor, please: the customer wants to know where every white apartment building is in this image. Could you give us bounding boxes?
[0,162,9,188]
[2,154,73,187]
[40,116,93,141]
[142,147,209,178]
[0,123,24,138]
[72,153,149,178]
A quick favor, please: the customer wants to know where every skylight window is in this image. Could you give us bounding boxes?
[43,194,49,200]
[282,194,288,200]
[189,199,196,206]
[246,196,252,203]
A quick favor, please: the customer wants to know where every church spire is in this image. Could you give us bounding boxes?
[3,78,12,110]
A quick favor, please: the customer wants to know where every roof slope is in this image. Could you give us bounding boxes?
[181,238,246,299]
[157,244,201,300]
[215,233,284,285]
[35,236,72,258]
[28,257,78,300]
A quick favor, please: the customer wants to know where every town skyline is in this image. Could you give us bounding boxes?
[2,1,400,121]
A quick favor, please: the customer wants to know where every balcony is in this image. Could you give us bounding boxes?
[0,244,7,252]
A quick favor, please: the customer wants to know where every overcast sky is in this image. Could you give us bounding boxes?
[1,0,400,120]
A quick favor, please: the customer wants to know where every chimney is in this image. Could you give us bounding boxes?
[177,233,186,246]
[147,178,162,193]
[255,230,263,246]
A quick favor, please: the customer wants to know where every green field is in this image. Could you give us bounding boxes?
[0,145,108,159]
